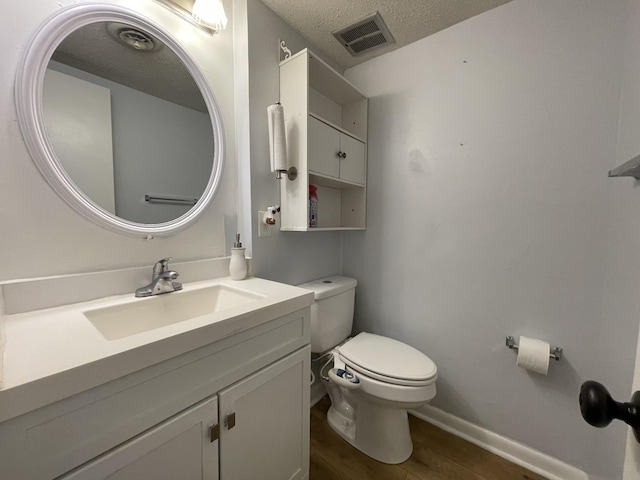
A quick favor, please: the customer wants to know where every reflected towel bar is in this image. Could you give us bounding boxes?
[144,194,198,206]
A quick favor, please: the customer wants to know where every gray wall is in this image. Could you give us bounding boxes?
[342,1,630,478]
[243,0,342,285]
[1,0,236,281]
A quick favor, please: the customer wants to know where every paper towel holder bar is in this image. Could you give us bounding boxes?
[276,166,298,181]
[272,101,297,181]
[506,336,563,361]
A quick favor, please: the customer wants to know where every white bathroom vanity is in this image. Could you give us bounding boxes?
[0,276,313,480]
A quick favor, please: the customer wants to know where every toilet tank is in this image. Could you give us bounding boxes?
[297,276,357,353]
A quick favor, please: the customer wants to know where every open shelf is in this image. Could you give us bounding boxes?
[309,172,365,189]
[308,112,366,143]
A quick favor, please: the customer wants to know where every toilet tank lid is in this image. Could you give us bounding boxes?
[297,276,357,300]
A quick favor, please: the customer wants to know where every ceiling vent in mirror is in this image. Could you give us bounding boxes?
[106,23,164,52]
[332,12,395,56]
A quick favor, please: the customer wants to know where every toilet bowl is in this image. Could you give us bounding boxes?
[324,332,437,464]
[298,276,438,464]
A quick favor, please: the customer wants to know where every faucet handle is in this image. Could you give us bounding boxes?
[162,270,179,280]
[153,257,173,276]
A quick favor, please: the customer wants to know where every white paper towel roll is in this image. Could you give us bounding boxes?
[267,103,287,172]
[516,336,550,375]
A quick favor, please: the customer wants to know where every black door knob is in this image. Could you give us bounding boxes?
[579,380,640,443]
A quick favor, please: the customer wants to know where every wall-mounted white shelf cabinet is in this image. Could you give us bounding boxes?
[280,49,368,231]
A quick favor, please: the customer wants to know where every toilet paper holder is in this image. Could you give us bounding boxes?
[506,336,563,361]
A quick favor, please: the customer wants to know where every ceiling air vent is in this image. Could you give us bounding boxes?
[332,12,395,57]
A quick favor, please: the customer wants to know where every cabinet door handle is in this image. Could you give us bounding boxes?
[225,412,236,430]
[337,151,347,159]
[209,424,220,442]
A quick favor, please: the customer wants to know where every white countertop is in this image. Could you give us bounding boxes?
[0,276,313,423]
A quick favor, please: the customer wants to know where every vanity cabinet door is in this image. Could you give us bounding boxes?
[218,347,310,480]
[60,396,219,480]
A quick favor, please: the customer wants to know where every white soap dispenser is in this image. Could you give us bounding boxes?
[229,233,247,280]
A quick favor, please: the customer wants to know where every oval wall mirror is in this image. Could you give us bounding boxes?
[16,4,225,237]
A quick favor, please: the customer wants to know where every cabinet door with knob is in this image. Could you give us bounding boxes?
[308,116,365,185]
[218,348,310,480]
[59,348,310,480]
[308,115,340,178]
[60,396,220,480]
[338,131,366,184]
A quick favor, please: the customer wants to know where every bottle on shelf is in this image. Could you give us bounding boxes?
[309,184,318,228]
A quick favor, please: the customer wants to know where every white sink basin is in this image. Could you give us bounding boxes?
[85,285,265,340]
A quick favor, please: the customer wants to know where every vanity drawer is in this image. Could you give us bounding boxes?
[0,308,310,480]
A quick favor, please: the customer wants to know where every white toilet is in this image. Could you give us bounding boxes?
[298,276,437,464]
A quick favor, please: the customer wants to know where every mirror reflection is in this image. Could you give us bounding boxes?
[43,21,214,224]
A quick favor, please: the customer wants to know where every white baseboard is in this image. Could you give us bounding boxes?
[410,405,588,480]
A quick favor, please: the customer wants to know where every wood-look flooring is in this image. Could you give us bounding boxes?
[310,396,547,480]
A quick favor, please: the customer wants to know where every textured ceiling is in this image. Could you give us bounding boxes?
[50,2,513,109]
[52,22,207,113]
[260,0,513,70]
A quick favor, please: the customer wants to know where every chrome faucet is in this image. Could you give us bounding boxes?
[135,257,183,297]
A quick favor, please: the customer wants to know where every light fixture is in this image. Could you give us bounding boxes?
[154,0,227,35]
[191,0,228,32]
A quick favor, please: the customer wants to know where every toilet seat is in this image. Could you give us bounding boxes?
[337,333,437,387]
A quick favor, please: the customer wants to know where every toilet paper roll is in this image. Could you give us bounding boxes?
[516,336,550,375]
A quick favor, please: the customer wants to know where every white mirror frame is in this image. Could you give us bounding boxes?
[15,3,226,238]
